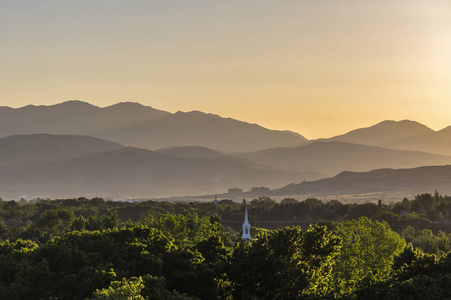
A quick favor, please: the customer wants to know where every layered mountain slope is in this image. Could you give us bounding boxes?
[273,165,451,196]
[157,146,226,159]
[0,147,321,199]
[242,141,451,176]
[322,120,433,145]
[388,125,451,155]
[0,101,170,137]
[0,134,124,166]
[96,111,309,152]
[321,120,451,155]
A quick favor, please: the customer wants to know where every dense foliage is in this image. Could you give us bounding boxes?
[1,193,451,299]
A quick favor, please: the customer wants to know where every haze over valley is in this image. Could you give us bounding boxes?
[1,100,451,200]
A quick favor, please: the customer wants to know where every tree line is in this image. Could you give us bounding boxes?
[1,194,451,299]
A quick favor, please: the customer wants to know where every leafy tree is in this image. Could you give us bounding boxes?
[332,217,405,293]
[89,277,145,300]
[144,213,225,248]
[401,226,451,256]
[352,247,451,300]
[228,225,341,299]
[280,198,299,205]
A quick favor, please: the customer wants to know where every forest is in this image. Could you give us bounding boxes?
[1,193,451,299]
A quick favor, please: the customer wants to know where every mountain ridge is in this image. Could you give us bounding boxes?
[0,134,124,167]
[272,164,451,197]
[320,120,451,155]
[0,146,321,199]
[95,110,310,152]
[0,100,170,137]
[241,140,451,176]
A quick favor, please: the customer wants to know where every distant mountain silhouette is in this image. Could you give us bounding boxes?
[0,134,124,166]
[321,120,451,155]
[273,165,451,197]
[0,147,322,199]
[387,125,451,155]
[322,120,433,144]
[0,101,309,152]
[96,111,309,152]
[0,100,170,137]
[4,101,451,200]
[242,141,451,176]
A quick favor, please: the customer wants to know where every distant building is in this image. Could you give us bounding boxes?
[242,201,251,241]
[214,195,218,205]
[251,186,270,196]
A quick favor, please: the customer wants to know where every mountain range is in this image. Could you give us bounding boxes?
[273,165,451,197]
[0,101,309,152]
[0,136,319,199]
[0,134,123,166]
[1,100,451,200]
[242,141,451,176]
[319,120,451,155]
[0,101,169,137]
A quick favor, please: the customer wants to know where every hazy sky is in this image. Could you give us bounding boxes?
[1,1,450,138]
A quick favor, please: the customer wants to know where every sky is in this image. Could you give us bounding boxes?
[1,0,450,139]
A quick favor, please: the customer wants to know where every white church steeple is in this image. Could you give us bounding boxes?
[242,201,251,241]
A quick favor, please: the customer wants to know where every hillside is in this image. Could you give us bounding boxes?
[95,111,310,152]
[273,165,451,197]
[0,147,321,199]
[242,141,451,176]
[0,134,124,166]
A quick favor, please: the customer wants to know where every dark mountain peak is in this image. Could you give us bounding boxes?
[313,119,451,156]
[53,100,98,109]
[109,101,145,107]
[373,119,433,131]
[282,130,306,138]
[18,100,100,114]
[321,119,435,149]
[97,108,309,152]
[0,100,172,138]
[343,119,433,135]
[105,102,148,110]
[333,170,356,178]
[173,110,221,119]
[172,110,260,125]
[20,104,51,112]
[0,100,98,113]
[102,102,170,116]
[164,110,264,130]
[175,110,202,115]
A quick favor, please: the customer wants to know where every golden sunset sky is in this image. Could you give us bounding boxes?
[1,1,450,138]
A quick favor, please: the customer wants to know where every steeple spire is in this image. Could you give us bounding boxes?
[242,200,251,241]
